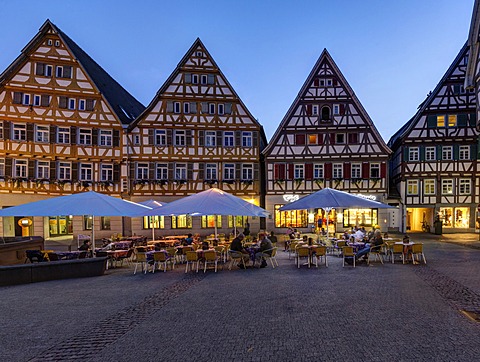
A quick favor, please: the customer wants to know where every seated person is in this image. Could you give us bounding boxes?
[229,233,250,268]
[269,231,278,244]
[100,242,115,251]
[307,237,314,246]
[356,230,383,261]
[255,233,273,268]
[201,241,210,250]
[78,240,91,251]
[184,233,194,245]
[302,235,308,244]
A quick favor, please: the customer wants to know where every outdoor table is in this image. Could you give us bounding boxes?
[395,241,416,263]
[106,250,129,268]
[164,235,188,240]
[56,251,81,260]
[112,241,131,250]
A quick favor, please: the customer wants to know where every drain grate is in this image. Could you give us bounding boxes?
[28,273,206,361]
[413,266,480,322]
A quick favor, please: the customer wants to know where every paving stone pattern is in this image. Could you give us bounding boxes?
[1,233,479,362]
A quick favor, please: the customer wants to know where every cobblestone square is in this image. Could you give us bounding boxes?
[1,233,479,361]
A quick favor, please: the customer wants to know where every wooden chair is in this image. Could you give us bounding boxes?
[166,247,177,268]
[296,246,310,268]
[334,241,346,256]
[203,250,219,273]
[411,243,427,264]
[288,241,299,260]
[313,245,328,268]
[185,251,200,273]
[228,250,247,270]
[367,244,384,265]
[133,252,149,274]
[391,244,405,264]
[152,252,170,273]
[116,248,134,267]
[342,246,356,267]
[262,247,279,268]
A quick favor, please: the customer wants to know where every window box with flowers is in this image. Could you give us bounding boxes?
[241,180,253,186]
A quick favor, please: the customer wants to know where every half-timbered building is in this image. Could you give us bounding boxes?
[466,0,480,131]
[128,38,266,236]
[0,20,144,239]
[388,43,479,233]
[263,49,392,235]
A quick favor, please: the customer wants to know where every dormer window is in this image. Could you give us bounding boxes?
[326,79,333,86]
[55,40,60,47]
[47,39,52,46]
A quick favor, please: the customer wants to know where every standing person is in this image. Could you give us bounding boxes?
[255,232,273,268]
[229,233,250,268]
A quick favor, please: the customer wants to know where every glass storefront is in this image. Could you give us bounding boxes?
[201,215,222,228]
[274,204,307,228]
[439,207,470,228]
[172,215,192,229]
[143,216,165,230]
[342,209,378,228]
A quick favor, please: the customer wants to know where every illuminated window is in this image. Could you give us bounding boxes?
[201,215,222,228]
[407,180,418,195]
[424,179,435,195]
[143,216,164,230]
[448,115,457,127]
[437,115,445,127]
[274,204,307,228]
[308,134,317,144]
[171,215,192,229]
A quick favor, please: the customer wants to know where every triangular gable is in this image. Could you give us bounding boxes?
[0,19,144,126]
[388,42,470,146]
[263,48,390,155]
[130,38,262,131]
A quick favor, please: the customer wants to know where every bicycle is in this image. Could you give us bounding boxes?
[421,220,430,232]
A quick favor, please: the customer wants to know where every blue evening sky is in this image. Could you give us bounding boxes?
[0,0,474,143]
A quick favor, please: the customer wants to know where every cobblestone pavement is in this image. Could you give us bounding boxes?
[1,234,479,361]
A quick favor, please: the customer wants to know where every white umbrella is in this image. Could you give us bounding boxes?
[138,199,168,240]
[280,188,393,240]
[140,188,269,238]
[0,191,152,252]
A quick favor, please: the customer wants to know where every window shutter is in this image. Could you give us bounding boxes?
[92,129,98,146]
[185,73,192,83]
[380,162,387,178]
[288,163,294,180]
[5,158,12,177]
[325,163,332,179]
[49,126,56,143]
[113,130,120,147]
[457,114,467,127]
[225,103,232,114]
[13,92,22,104]
[71,162,78,181]
[167,129,172,145]
[403,146,409,162]
[190,102,197,113]
[63,66,72,78]
[235,131,241,147]
[313,79,319,87]
[253,131,258,147]
[426,115,437,128]
[295,134,306,145]
[306,104,312,116]
[168,163,174,180]
[317,133,324,144]
[333,79,338,86]
[436,145,442,161]
[198,163,205,180]
[166,101,174,113]
[201,102,208,113]
[86,99,95,111]
[343,163,351,179]
[471,143,478,160]
[453,145,459,160]
[198,130,204,146]
[59,96,67,109]
[207,74,215,84]
[254,163,259,181]
[41,94,50,107]
[362,162,370,179]
[113,164,120,182]
[149,162,155,179]
[329,133,335,144]
[26,123,34,142]
[469,113,477,127]
[70,127,77,145]
[36,63,45,76]
[419,146,425,161]
[50,161,57,180]
[148,129,154,145]
[130,162,136,180]
[453,84,461,95]
[186,130,193,146]
[339,104,345,115]
[187,163,193,180]
[215,131,221,147]
[28,160,34,179]
[348,133,358,144]
[305,163,313,180]
[235,163,241,180]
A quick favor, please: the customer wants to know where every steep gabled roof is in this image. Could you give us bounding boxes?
[263,48,391,155]
[129,38,263,131]
[0,19,144,125]
[388,42,469,148]
[466,0,480,89]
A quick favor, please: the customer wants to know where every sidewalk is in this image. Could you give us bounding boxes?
[408,232,480,250]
